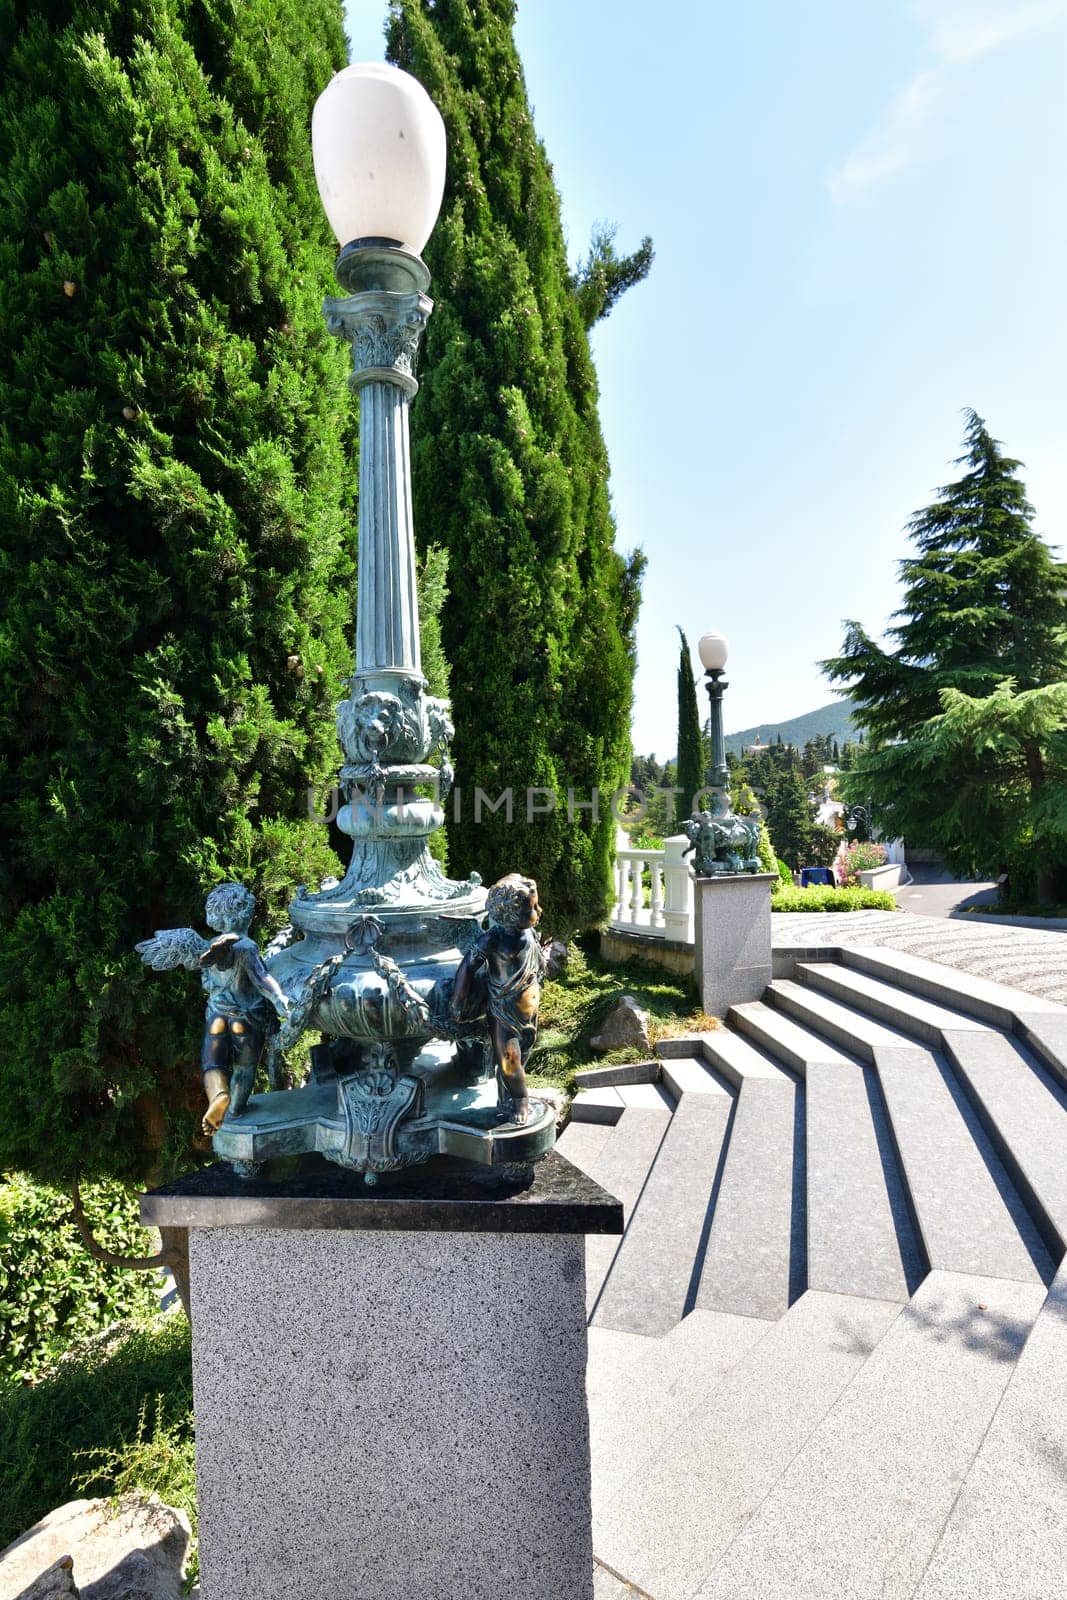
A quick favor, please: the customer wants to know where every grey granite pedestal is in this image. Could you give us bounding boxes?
[694,871,776,1016]
[142,1154,621,1600]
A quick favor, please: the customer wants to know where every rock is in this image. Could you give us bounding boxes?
[589,994,651,1056]
[0,1497,189,1600]
[542,939,569,980]
[11,1556,78,1600]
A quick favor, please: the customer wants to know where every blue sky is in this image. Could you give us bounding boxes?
[343,0,1067,753]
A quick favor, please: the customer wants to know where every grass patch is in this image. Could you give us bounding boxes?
[528,940,709,1096]
[0,1316,195,1559]
[772,886,899,913]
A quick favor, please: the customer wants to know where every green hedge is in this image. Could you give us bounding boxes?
[0,1175,160,1385]
[771,886,899,913]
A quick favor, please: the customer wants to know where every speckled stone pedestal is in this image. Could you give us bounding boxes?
[142,1153,621,1600]
[694,872,776,1017]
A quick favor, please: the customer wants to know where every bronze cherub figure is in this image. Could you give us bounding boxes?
[136,883,290,1135]
[451,872,545,1125]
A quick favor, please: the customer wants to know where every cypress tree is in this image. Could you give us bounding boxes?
[675,627,703,814]
[0,0,358,1185]
[386,0,649,926]
[825,410,1067,741]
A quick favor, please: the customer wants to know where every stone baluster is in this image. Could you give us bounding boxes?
[662,834,694,942]
[629,854,644,921]
[650,859,665,930]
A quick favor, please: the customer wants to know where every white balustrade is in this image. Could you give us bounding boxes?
[609,834,694,944]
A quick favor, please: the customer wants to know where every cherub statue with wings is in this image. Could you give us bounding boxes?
[135,882,290,1137]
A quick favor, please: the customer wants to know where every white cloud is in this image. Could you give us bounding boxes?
[912,0,1067,61]
[828,0,1067,203]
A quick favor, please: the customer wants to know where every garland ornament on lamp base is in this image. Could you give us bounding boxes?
[135,64,556,1181]
[682,630,762,876]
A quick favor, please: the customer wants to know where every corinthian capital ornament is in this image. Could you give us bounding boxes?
[325,290,432,397]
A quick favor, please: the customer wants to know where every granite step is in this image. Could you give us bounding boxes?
[728,998,857,1075]
[592,1290,903,1600]
[592,1563,649,1598]
[695,1271,1047,1600]
[1017,1012,1067,1094]
[874,1044,1053,1285]
[687,1027,796,1086]
[592,1066,733,1336]
[588,1308,771,1513]
[913,1260,1067,1599]
[842,944,1067,1031]
[767,978,909,1061]
[555,1117,615,1175]
[580,1105,673,1308]
[939,1030,1067,1260]
[797,960,991,1047]
[695,1073,801,1320]
[570,1086,625,1125]
[616,1081,676,1112]
[731,998,919,1301]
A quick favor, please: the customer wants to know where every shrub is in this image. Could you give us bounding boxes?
[0,1315,192,1550]
[0,1176,160,1385]
[777,856,794,887]
[772,886,898,913]
[837,840,888,886]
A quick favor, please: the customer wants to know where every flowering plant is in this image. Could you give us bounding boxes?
[836,839,888,887]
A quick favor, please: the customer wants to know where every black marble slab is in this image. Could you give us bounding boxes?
[141,1149,623,1236]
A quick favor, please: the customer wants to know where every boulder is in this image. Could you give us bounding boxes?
[542,939,569,980]
[0,1497,189,1600]
[589,994,651,1056]
[10,1556,78,1600]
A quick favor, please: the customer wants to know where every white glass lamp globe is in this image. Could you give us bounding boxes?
[312,62,446,253]
[697,631,729,673]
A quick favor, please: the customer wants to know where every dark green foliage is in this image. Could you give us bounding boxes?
[827,412,1067,900]
[0,1175,158,1383]
[386,0,646,926]
[841,682,1067,903]
[572,224,654,330]
[731,742,836,870]
[0,1313,193,1548]
[0,0,357,1186]
[675,628,703,814]
[825,411,1067,742]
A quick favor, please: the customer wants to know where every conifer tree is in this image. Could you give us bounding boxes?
[0,0,358,1185]
[386,0,649,925]
[675,628,704,815]
[825,411,1067,740]
[826,412,1067,900]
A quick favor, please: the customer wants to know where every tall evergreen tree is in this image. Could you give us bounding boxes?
[844,682,1067,902]
[826,412,1067,899]
[386,0,649,925]
[675,627,703,814]
[825,411,1067,740]
[0,0,359,1186]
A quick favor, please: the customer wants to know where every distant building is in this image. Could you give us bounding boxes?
[744,732,770,756]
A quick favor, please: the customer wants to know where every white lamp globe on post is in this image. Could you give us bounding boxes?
[697,630,730,791]
[697,630,729,676]
[312,61,446,292]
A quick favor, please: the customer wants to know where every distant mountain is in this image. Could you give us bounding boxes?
[724,700,858,757]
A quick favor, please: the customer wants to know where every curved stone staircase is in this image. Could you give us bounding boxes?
[559,945,1067,1600]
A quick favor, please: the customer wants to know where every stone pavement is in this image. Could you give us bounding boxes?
[772,909,1067,1005]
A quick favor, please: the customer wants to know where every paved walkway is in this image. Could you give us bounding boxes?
[772,909,1067,1005]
